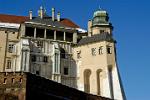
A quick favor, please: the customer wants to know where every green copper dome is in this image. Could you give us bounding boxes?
[92,9,110,26]
[93,10,107,18]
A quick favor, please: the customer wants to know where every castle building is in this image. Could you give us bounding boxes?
[73,9,126,100]
[0,7,126,100]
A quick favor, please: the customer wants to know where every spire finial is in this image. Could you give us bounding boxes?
[99,5,101,10]
[98,5,102,11]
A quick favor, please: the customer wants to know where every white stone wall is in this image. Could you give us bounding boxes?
[73,41,125,100]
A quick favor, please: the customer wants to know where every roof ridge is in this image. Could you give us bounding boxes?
[77,33,114,46]
[0,13,28,18]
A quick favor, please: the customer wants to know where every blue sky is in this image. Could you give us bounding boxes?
[0,0,150,100]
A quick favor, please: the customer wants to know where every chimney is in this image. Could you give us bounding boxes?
[40,6,43,19]
[52,8,55,21]
[57,12,60,21]
[88,20,92,37]
[29,10,32,20]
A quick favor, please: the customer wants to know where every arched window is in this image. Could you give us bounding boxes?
[84,69,91,93]
[97,69,102,95]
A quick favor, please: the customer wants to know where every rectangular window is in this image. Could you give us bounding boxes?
[43,56,48,62]
[37,41,43,47]
[77,51,81,59]
[107,46,112,54]
[64,67,69,75]
[8,44,14,53]
[55,53,59,73]
[6,60,11,69]
[19,78,23,83]
[31,55,36,62]
[36,71,40,75]
[91,48,96,56]
[12,78,15,83]
[100,30,105,33]
[99,46,103,55]
[3,78,7,84]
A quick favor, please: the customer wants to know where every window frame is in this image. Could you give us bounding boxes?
[77,50,81,59]
[107,46,112,54]
[43,56,48,62]
[99,46,103,55]
[100,30,105,33]
[64,67,69,75]
[6,59,11,69]
[31,55,36,62]
[37,40,43,48]
[91,48,96,56]
[8,44,14,53]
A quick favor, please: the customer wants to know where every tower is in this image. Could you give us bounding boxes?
[73,9,126,100]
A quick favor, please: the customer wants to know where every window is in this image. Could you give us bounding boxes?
[97,69,102,95]
[91,48,96,56]
[55,53,59,73]
[84,69,91,93]
[60,48,66,58]
[12,78,15,83]
[6,60,11,69]
[31,55,36,62]
[99,46,103,55]
[3,78,7,84]
[5,31,8,33]
[100,30,105,33]
[36,56,43,62]
[43,56,48,62]
[77,51,81,59]
[64,67,69,75]
[8,44,14,53]
[36,71,40,75]
[37,41,43,47]
[107,46,112,54]
[19,78,23,83]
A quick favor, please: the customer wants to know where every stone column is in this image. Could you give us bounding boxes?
[44,29,47,39]
[64,32,66,41]
[20,24,26,37]
[54,30,56,40]
[25,49,30,72]
[21,48,30,72]
[73,32,77,43]
[34,28,36,38]
[21,50,26,71]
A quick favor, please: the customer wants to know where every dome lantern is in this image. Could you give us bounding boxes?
[92,9,110,26]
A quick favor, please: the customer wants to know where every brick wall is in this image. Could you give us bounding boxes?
[0,72,26,100]
[0,72,112,100]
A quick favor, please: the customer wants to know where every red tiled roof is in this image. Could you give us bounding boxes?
[0,14,29,24]
[61,18,79,28]
[0,14,79,28]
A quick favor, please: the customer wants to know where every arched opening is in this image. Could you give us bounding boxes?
[84,69,91,93]
[97,69,102,95]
